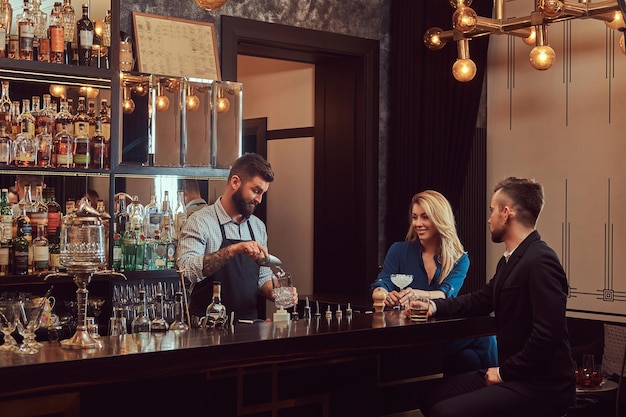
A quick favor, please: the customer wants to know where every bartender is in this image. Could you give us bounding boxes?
[177,153,298,322]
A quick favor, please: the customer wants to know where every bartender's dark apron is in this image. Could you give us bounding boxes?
[189,214,261,321]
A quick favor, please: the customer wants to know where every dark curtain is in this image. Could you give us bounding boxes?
[386,0,492,248]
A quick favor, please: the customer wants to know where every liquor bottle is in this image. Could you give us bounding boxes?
[9,101,20,137]
[160,224,176,269]
[16,200,31,239]
[64,199,74,218]
[101,9,111,68]
[205,281,227,328]
[114,196,128,235]
[169,283,189,331]
[99,99,110,140]
[0,188,12,241]
[73,119,90,168]
[48,228,60,270]
[12,230,29,275]
[160,190,173,236]
[45,187,61,238]
[30,185,48,237]
[0,225,10,276]
[130,281,151,334]
[30,0,46,62]
[90,116,108,169]
[112,232,121,271]
[151,282,168,333]
[143,194,161,239]
[73,96,88,134]
[0,125,11,165]
[30,96,41,128]
[128,196,144,271]
[38,94,56,136]
[0,81,11,125]
[36,124,52,166]
[0,0,10,59]
[13,117,37,167]
[152,228,166,270]
[17,98,35,137]
[18,0,34,60]
[55,99,73,137]
[76,3,93,66]
[48,1,63,63]
[173,190,187,239]
[32,222,48,272]
[53,121,73,168]
[87,100,96,137]
[60,0,74,65]
[95,199,109,262]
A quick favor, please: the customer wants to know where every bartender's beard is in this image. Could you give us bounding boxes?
[233,188,257,219]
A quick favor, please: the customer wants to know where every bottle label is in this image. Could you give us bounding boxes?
[49,253,60,268]
[56,152,73,165]
[34,245,49,262]
[0,27,5,52]
[113,246,122,261]
[19,24,34,51]
[50,26,64,52]
[13,250,28,273]
[101,124,110,140]
[0,247,8,266]
[79,30,93,47]
[47,212,60,235]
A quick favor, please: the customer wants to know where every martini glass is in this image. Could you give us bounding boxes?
[16,298,45,354]
[390,274,413,309]
[0,299,19,351]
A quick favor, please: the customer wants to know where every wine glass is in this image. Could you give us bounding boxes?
[0,299,20,351]
[16,299,45,355]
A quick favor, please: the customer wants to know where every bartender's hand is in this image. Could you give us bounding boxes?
[484,367,503,386]
[236,241,268,261]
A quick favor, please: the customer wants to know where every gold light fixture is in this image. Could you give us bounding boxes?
[424,0,625,82]
[195,0,227,12]
[155,80,170,112]
[49,84,66,98]
[215,89,230,113]
[122,85,135,114]
[133,82,148,97]
[78,86,100,99]
[186,85,200,112]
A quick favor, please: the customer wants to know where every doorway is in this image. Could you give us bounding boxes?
[221,16,379,300]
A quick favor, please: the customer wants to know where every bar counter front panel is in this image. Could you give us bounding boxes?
[0,310,496,417]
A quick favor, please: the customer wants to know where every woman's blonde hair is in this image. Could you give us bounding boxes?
[405,190,466,283]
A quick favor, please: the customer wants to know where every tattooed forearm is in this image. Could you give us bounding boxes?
[202,246,233,277]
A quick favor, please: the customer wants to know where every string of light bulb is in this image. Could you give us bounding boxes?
[424,0,626,82]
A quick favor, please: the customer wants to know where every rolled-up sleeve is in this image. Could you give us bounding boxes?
[177,214,210,283]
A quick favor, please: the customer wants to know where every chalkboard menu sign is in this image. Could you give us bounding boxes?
[132,11,221,80]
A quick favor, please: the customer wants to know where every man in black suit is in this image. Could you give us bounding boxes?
[420,177,576,417]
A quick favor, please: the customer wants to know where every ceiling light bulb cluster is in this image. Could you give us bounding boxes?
[452,39,477,82]
[155,81,170,112]
[186,86,200,112]
[122,86,135,115]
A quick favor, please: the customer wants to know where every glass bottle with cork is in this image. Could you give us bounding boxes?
[76,3,93,66]
[204,280,226,328]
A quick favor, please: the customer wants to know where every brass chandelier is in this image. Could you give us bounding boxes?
[424,0,626,82]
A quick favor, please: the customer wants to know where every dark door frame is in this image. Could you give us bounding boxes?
[221,16,379,297]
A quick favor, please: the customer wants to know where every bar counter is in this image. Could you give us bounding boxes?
[0,310,496,417]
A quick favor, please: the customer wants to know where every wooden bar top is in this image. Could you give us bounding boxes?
[0,310,495,399]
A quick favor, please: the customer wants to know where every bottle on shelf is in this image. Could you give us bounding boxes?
[161,190,173,237]
[205,280,226,328]
[161,223,176,269]
[36,124,52,167]
[76,3,93,66]
[17,98,35,137]
[130,281,151,334]
[45,187,61,238]
[53,120,73,168]
[30,184,48,237]
[174,190,187,239]
[90,116,108,169]
[101,9,111,67]
[99,99,110,140]
[114,196,129,236]
[10,100,20,137]
[151,282,168,333]
[87,100,96,137]
[0,188,13,241]
[32,222,48,272]
[13,114,37,167]
[56,98,73,137]
[112,231,121,271]
[30,0,47,62]
[17,0,34,61]
[143,194,161,239]
[11,218,29,275]
[0,222,10,276]
[128,195,144,271]
[48,1,63,64]
[0,0,12,59]
[0,125,11,165]
[0,81,11,124]
[48,228,60,270]
[73,119,90,168]
[60,0,74,65]
[38,94,56,137]
[152,228,166,270]
[73,96,88,134]
[95,199,109,264]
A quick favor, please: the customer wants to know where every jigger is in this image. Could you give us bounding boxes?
[257,254,282,267]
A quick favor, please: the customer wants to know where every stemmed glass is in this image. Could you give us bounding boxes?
[16,298,45,354]
[0,299,20,351]
[390,274,413,309]
[88,297,106,334]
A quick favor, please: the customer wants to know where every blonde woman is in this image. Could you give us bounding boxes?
[372,190,497,373]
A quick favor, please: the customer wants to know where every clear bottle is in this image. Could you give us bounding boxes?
[150,282,168,333]
[10,100,20,137]
[30,0,46,62]
[86,99,96,137]
[112,231,122,271]
[0,0,12,58]
[0,124,11,165]
[101,9,110,67]
[17,98,35,137]
[173,190,187,239]
[205,281,227,328]
[35,124,52,166]
[30,95,40,127]
[32,222,48,272]
[72,96,88,134]
[153,228,166,270]
[95,199,109,264]
[53,121,73,168]
[30,184,48,238]
[160,190,173,236]
[161,223,176,269]
[73,119,90,168]
[113,196,128,236]
[38,94,56,137]
[76,3,92,66]
[48,1,63,63]
[0,81,11,124]
[90,116,108,169]
[60,0,74,64]
[130,281,151,334]
[169,283,189,331]
[143,194,161,239]
[13,116,37,167]
[18,0,34,60]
